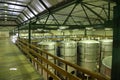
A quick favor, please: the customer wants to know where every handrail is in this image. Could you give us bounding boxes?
[17,39,110,80]
[16,41,61,80]
[16,39,80,80]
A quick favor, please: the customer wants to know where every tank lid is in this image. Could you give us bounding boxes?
[102,56,112,69]
[38,41,56,45]
[100,39,113,42]
[79,40,99,43]
[61,41,76,43]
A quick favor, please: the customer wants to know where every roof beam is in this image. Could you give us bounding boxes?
[0,1,27,7]
[0,9,22,13]
[39,0,50,12]
[81,4,92,25]
[54,13,103,21]
[17,17,23,23]
[82,3,106,21]
[0,24,17,26]
[15,19,21,25]
[27,6,36,17]
[0,16,17,19]
[39,0,60,25]
[22,0,76,24]
[18,16,24,22]
[83,2,113,11]
[0,14,18,17]
[22,12,29,20]
[50,0,76,12]
[0,19,16,21]
[62,3,78,25]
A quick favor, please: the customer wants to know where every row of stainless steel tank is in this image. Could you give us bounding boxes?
[37,38,112,78]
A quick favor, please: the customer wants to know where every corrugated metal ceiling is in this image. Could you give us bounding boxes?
[0,0,116,27]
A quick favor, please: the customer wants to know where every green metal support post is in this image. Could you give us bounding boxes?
[111,1,120,80]
[84,28,87,37]
[28,22,31,44]
[18,26,20,38]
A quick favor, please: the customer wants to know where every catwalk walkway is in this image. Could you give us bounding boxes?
[0,38,43,80]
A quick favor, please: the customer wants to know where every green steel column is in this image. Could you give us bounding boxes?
[84,28,87,37]
[18,26,20,38]
[111,4,120,80]
[28,22,31,44]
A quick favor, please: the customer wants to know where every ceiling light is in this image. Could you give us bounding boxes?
[4,11,7,13]
[57,29,62,31]
[105,28,112,30]
[5,17,7,19]
[37,29,43,31]
[4,18,7,21]
[5,15,7,17]
[59,26,69,29]
[86,27,93,30]
[9,68,17,71]
[5,19,7,21]
[4,4,8,6]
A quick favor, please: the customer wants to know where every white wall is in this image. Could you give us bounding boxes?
[19,29,113,38]
[0,31,9,38]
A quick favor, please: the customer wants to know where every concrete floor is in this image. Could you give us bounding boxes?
[0,38,43,80]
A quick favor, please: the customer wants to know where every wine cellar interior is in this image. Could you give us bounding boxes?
[0,0,120,80]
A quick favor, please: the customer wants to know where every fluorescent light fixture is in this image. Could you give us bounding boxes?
[105,28,112,30]
[93,29,96,31]
[57,29,62,31]
[9,68,17,70]
[86,27,93,30]
[4,4,8,6]
[37,28,43,31]
[5,18,7,21]
[4,11,7,13]
[59,26,69,29]
[5,17,7,19]
[5,15,7,17]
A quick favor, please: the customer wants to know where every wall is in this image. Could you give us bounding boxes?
[0,31,9,38]
[19,29,113,38]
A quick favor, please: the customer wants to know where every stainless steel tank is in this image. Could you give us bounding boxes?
[100,39,113,60]
[78,40,100,72]
[37,41,56,79]
[59,41,77,73]
[101,56,112,78]
[38,41,56,59]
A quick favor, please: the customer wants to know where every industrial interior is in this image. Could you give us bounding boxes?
[0,0,119,80]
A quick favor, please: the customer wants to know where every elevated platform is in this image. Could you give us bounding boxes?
[0,38,43,80]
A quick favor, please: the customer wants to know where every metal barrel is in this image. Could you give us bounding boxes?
[37,41,57,80]
[100,39,113,60]
[59,41,77,74]
[78,40,100,72]
[101,56,112,78]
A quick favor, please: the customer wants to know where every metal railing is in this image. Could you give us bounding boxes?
[16,39,110,80]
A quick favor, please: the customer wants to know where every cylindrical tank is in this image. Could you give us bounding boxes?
[101,56,112,78]
[78,40,100,72]
[59,41,77,73]
[37,41,56,80]
[100,39,113,60]
[38,41,56,60]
